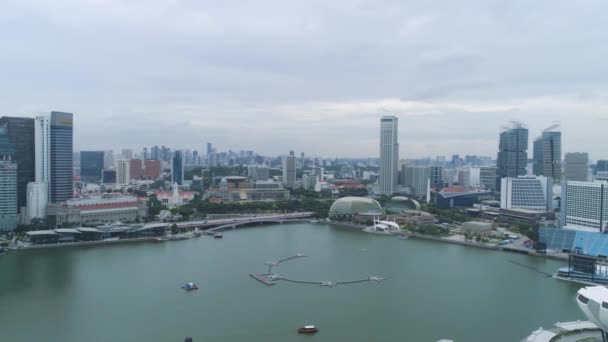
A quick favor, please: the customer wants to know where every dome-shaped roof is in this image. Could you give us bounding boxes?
[329,197,383,216]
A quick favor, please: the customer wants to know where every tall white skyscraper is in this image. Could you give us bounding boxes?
[379,116,399,195]
[26,182,47,221]
[115,159,131,186]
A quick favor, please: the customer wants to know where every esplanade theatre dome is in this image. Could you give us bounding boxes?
[329,197,383,217]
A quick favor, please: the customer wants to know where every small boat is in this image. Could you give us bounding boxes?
[398,235,409,240]
[298,325,318,334]
[320,281,336,287]
[213,232,223,239]
[182,282,198,291]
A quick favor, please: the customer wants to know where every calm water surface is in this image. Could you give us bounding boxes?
[0,223,584,342]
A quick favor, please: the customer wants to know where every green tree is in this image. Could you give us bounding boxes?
[170,223,179,235]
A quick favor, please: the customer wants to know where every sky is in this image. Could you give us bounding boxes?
[1,0,608,159]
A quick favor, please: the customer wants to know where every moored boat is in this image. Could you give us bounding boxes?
[213,232,223,239]
[298,325,318,334]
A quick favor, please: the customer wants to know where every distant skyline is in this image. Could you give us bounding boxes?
[2,1,608,159]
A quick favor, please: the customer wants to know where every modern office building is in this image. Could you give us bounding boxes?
[26,182,48,222]
[80,151,104,182]
[403,166,430,198]
[171,150,184,185]
[115,159,131,186]
[497,122,528,184]
[130,159,143,180]
[500,176,552,211]
[597,160,608,173]
[102,169,117,184]
[0,116,35,212]
[49,112,73,203]
[34,116,50,185]
[565,153,589,182]
[561,181,608,232]
[143,159,161,179]
[430,166,443,188]
[248,165,270,181]
[282,151,296,187]
[0,126,17,231]
[533,129,562,182]
[480,167,498,190]
[0,160,17,231]
[379,116,399,195]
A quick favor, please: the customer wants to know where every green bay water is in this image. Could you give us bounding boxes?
[0,223,584,342]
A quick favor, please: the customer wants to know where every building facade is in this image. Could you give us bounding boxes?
[143,159,161,179]
[282,151,296,187]
[26,181,48,222]
[480,167,497,190]
[0,117,35,212]
[430,166,443,189]
[115,159,131,186]
[172,150,184,185]
[500,176,552,211]
[561,181,608,232]
[129,159,143,180]
[565,152,589,182]
[248,165,270,181]
[497,123,528,182]
[47,195,147,226]
[533,130,562,182]
[403,166,430,198]
[49,112,73,203]
[102,169,117,184]
[80,151,104,182]
[379,116,399,195]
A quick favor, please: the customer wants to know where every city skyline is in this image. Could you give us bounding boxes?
[2,1,608,159]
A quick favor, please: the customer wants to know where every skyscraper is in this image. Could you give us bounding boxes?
[49,112,73,203]
[26,182,47,222]
[533,129,561,182]
[115,159,130,186]
[597,160,608,173]
[403,166,430,198]
[379,116,399,195]
[429,166,444,189]
[0,126,17,231]
[172,150,184,185]
[565,153,589,182]
[34,115,50,184]
[80,151,104,182]
[497,122,528,187]
[0,116,35,211]
[282,151,296,187]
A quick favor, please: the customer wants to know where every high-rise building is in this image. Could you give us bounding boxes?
[497,122,528,182]
[141,147,148,160]
[597,160,608,173]
[533,129,561,182]
[500,176,552,211]
[115,159,130,186]
[248,165,270,181]
[561,181,608,232]
[379,116,399,195]
[565,153,589,182]
[103,150,114,169]
[102,169,117,184]
[34,116,50,184]
[282,151,296,187]
[150,146,160,160]
[404,166,430,197]
[479,167,497,190]
[0,160,17,231]
[121,149,133,160]
[130,159,143,180]
[143,159,161,179]
[0,116,35,212]
[80,151,104,182]
[26,182,47,222]
[49,112,73,203]
[172,150,184,185]
[430,166,443,189]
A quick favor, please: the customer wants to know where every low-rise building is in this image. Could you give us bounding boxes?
[47,194,147,226]
[155,184,195,208]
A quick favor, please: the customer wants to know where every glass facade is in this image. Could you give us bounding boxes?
[80,151,104,182]
[0,117,35,211]
[50,112,73,203]
[0,161,18,231]
[497,126,528,182]
[172,150,183,185]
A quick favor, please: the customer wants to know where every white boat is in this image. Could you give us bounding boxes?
[363,218,400,235]
[369,276,385,281]
[320,281,336,287]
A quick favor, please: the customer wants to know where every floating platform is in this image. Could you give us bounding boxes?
[249,274,276,286]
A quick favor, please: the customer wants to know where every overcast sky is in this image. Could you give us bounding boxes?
[2,0,608,159]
